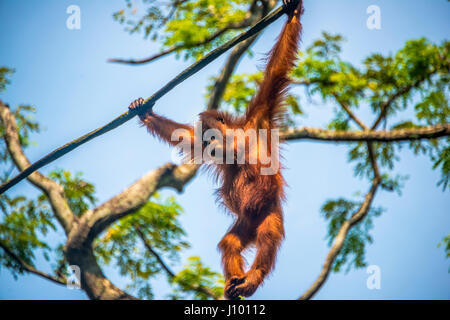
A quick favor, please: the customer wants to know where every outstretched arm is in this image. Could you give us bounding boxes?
[129,98,194,148]
[245,0,304,125]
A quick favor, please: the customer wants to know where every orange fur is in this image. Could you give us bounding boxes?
[131,0,304,299]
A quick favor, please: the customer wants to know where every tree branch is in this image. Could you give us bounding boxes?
[135,226,221,300]
[292,81,369,130]
[281,124,450,142]
[0,5,288,195]
[371,71,437,130]
[206,1,276,111]
[109,27,232,65]
[85,163,198,243]
[299,142,381,300]
[207,36,259,110]
[0,102,138,300]
[59,3,274,299]
[206,2,275,111]
[109,0,267,66]
[63,159,196,301]
[158,0,190,28]
[109,20,254,65]
[135,226,175,278]
[108,47,180,65]
[0,240,67,286]
[293,73,439,132]
[331,93,369,130]
[0,3,284,300]
[0,101,75,234]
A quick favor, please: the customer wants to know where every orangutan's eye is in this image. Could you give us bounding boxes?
[217,117,225,124]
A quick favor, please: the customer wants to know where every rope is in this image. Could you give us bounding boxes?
[0,6,287,194]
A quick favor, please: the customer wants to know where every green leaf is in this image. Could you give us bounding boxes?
[0,67,14,93]
[114,0,253,61]
[169,256,224,300]
[47,169,97,217]
[0,193,57,277]
[321,197,384,273]
[94,194,192,299]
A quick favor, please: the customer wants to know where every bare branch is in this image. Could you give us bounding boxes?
[281,124,450,142]
[0,101,75,234]
[0,240,66,286]
[108,47,180,65]
[291,80,312,86]
[366,142,380,182]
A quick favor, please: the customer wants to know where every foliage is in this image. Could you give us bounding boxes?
[209,72,264,114]
[47,170,97,217]
[1,2,449,297]
[169,256,224,300]
[294,34,449,187]
[0,169,99,281]
[113,0,255,60]
[213,32,449,194]
[0,193,56,278]
[290,33,449,270]
[0,70,221,298]
[217,28,450,271]
[437,234,450,272]
[0,102,40,174]
[0,80,64,279]
[209,31,449,271]
[0,79,41,182]
[0,67,14,93]
[321,198,384,272]
[95,194,211,299]
[206,72,303,127]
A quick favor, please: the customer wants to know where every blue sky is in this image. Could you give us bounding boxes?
[0,0,449,299]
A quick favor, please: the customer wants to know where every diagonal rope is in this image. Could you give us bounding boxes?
[0,5,287,194]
